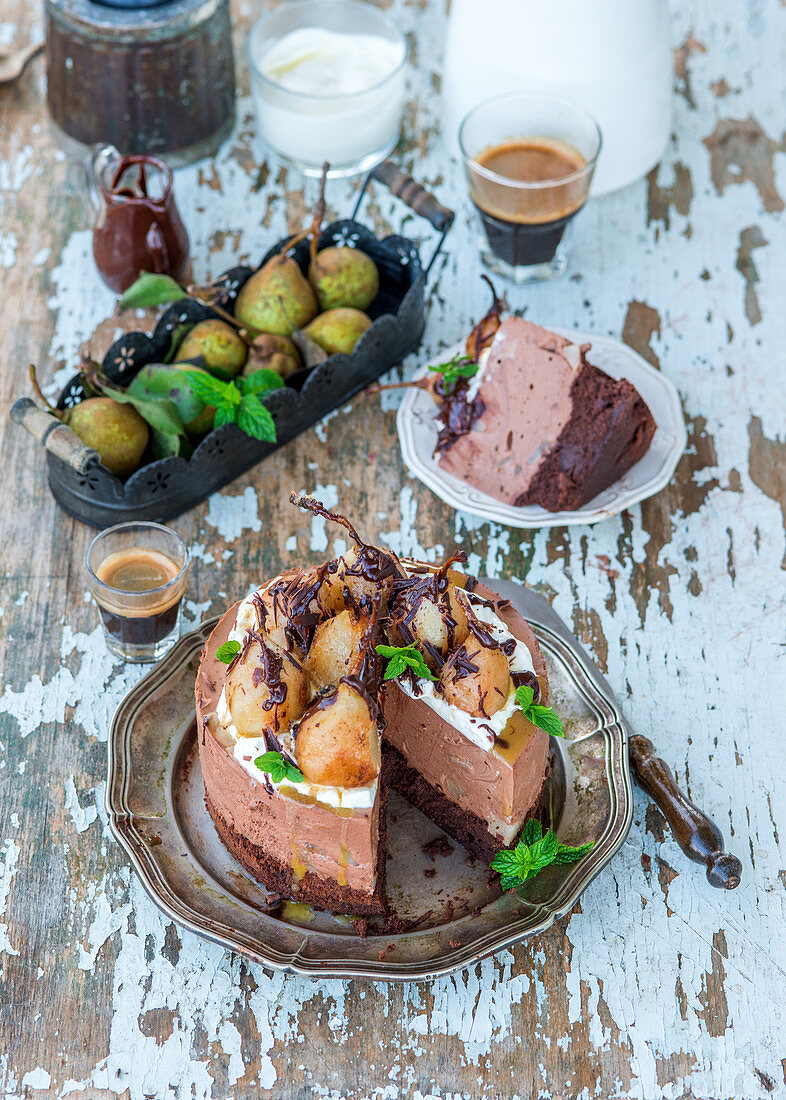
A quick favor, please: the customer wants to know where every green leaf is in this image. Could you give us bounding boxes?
[519,818,542,847]
[163,323,194,364]
[237,393,277,442]
[106,385,185,437]
[553,840,595,865]
[215,640,241,664]
[212,403,237,429]
[118,272,188,311]
[514,684,564,738]
[182,368,232,406]
[491,826,594,889]
[375,642,438,683]
[428,353,478,390]
[239,369,285,396]
[254,750,304,785]
[127,364,205,428]
[150,428,182,460]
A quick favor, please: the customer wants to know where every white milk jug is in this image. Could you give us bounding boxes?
[442,0,672,195]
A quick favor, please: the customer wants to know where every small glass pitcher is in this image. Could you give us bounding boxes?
[88,144,190,294]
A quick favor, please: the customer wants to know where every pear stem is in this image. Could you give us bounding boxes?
[186,285,249,339]
[309,163,329,268]
[28,365,63,419]
[365,378,431,395]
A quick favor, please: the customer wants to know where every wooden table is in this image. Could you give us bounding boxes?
[1,2,784,1097]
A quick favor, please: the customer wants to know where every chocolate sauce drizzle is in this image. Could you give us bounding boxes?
[290,493,404,617]
[388,550,469,670]
[434,276,502,454]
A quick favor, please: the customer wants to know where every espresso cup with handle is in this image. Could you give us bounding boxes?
[459,92,601,283]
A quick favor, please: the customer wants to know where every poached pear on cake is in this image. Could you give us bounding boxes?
[195,494,561,916]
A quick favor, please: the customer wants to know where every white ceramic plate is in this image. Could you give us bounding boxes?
[396,331,686,528]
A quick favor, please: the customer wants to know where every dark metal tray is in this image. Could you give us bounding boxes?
[12,162,453,528]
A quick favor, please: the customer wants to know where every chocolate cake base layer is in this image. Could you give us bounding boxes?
[383,743,544,864]
[205,787,389,917]
[517,364,656,512]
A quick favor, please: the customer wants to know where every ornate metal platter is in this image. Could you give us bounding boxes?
[106,581,633,980]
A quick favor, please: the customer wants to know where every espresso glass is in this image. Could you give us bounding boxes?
[459,92,601,283]
[86,522,189,663]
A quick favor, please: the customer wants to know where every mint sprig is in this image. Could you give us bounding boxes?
[254,750,305,784]
[428,353,478,390]
[182,368,283,443]
[376,643,438,682]
[215,640,241,664]
[515,684,564,738]
[491,820,594,890]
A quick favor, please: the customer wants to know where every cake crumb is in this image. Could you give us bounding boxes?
[422,835,454,861]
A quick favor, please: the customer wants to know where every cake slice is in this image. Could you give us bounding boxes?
[195,496,555,915]
[431,298,656,512]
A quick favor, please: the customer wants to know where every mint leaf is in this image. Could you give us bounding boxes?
[375,643,438,683]
[254,750,304,784]
[119,272,188,311]
[553,841,595,865]
[182,369,230,405]
[240,369,285,396]
[215,640,241,664]
[491,827,593,889]
[514,684,564,738]
[519,818,542,847]
[429,353,478,390]
[212,403,237,429]
[237,393,276,442]
[183,369,230,409]
[527,705,564,738]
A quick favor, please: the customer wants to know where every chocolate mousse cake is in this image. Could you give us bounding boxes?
[431,293,656,512]
[195,495,554,915]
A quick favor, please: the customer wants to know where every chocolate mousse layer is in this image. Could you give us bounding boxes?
[196,604,387,916]
[437,317,656,512]
[382,585,550,855]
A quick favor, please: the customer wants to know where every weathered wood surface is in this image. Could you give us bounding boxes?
[0,0,784,1097]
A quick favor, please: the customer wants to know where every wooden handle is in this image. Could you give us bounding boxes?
[10,398,100,475]
[629,734,742,889]
[372,160,455,233]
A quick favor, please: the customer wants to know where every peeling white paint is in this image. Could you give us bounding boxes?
[205,486,262,542]
[0,838,20,957]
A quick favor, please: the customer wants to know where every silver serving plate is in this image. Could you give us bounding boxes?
[106,581,633,980]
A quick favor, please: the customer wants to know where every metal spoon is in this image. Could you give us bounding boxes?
[0,41,44,86]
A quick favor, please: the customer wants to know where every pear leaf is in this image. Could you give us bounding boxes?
[127,364,206,428]
[119,273,188,311]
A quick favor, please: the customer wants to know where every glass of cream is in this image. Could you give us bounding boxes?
[247,0,407,177]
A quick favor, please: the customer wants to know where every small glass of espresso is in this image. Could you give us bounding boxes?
[459,92,602,283]
[86,522,189,663]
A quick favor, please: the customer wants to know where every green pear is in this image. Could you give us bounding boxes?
[234,255,318,337]
[243,333,301,380]
[67,397,148,478]
[174,319,247,380]
[304,308,372,356]
[308,246,379,312]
